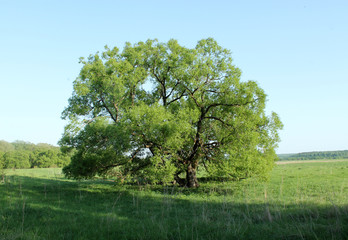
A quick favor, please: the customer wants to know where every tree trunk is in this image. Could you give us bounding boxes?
[174,174,186,186]
[186,163,199,188]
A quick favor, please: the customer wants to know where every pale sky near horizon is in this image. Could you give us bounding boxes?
[1,0,347,154]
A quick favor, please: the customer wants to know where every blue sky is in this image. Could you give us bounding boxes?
[1,0,347,154]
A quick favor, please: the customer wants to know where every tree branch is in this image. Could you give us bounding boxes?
[100,95,118,123]
[205,98,258,114]
[167,90,186,105]
[183,85,201,108]
[203,116,233,127]
[203,141,220,148]
[166,80,180,99]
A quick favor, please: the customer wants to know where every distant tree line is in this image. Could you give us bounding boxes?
[278,150,348,160]
[0,140,71,169]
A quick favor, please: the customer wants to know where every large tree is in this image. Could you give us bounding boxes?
[60,38,283,187]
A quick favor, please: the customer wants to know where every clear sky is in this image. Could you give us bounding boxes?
[1,0,347,154]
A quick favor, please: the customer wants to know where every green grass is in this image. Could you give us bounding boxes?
[1,161,348,240]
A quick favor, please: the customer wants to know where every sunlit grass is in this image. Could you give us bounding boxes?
[1,161,347,239]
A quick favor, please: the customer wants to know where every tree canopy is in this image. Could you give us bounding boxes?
[0,140,71,169]
[60,38,283,187]
[278,150,348,161]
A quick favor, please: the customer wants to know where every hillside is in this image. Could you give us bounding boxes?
[278,150,348,160]
[0,140,71,168]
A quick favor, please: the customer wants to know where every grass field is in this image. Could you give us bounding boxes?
[1,161,347,240]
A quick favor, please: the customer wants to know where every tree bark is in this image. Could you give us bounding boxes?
[186,163,199,188]
[174,174,186,186]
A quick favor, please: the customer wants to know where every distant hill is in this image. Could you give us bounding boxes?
[278,150,348,160]
[0,140,71,169]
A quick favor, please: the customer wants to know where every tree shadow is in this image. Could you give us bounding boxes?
[0,175,347,240]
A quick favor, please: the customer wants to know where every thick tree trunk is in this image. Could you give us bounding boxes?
[186,163,199,188]
[174,174,186,186]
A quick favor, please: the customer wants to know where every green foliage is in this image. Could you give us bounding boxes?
[0,151,5,181]
[0,140,71,169]
[0,151,4,167]
[279,150,348,160]
[60,38,283,187]
[3,151,31,169]
[0,140,15,152]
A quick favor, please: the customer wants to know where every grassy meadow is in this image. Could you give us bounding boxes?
[0,160,347,240]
